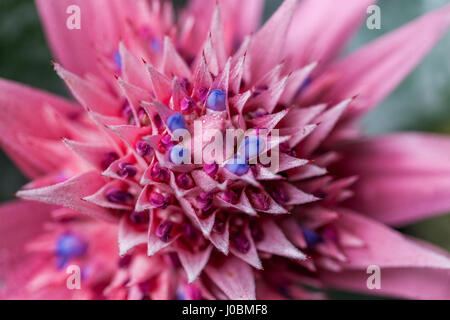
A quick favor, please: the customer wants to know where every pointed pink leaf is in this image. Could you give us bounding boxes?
[17,171,115,222]
[205,256,256,300]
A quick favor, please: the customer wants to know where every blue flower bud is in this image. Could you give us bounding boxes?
[225,154,249,176]
[239,136,265,159]
[170,145,190,165]
[167,112,187,132]
[206,89,227,111]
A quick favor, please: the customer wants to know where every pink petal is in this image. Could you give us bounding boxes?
[118,215,147,256]
[145,64,172,104]
[230,226,263,270]
[119,43,153,91]
[248,0,297,83]
[300,98,352,156]
[336,133,450,226]
[161,37,192,79]
[313,3,450,117]
[36,0,110,77]
[256,218,306,260]
[54,63,120,116]
[320,209,450,299]
[205,256,256,300]
[17,171,115,222]
[177,245,213,283]
[147,210,180,256]
[0,79,77,177]
[285,0,375,69]
[63,139,116,171]
[0,200,53,299]
[208,218,230,255]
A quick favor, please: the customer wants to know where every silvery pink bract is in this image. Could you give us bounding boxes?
[0,0,450,300]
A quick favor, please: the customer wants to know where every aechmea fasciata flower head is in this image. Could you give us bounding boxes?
[1,0,450,300]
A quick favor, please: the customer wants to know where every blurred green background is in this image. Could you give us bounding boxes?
[0,0,449,298]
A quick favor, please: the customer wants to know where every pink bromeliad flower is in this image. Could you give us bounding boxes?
[1,0,450,300]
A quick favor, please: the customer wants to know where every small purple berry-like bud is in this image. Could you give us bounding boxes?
[149,191,170,209]
[136,141,153,157]
[250,221,264,242]
[232,232,250,254]
[222,190,239,204]
[248,189,270,211]
[271,187,289,204]
[129,211,149,225]
[160,134,174,151]
[206,89,227,112]
[196,192,213,211]
[180,96,195,114]
[204,162,218,177]
[101,152,119,170]
[213,212,227,234]
[183,223,199,241]
[117,162,138,178]
[154,114,163,130]
[167,112,187,132]
[106,189,133,204]
[151,162,170,183]
[156,220,173,242]
[176,173,194,190]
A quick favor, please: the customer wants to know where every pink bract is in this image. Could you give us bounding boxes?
[0,0,450,300]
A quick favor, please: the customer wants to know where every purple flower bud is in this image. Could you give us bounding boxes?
[248,189,270,211]
[101,152,119,170]
[183,223,199,241]
[136,141,153,157]
[149,191,170,209]
[213,212,227,234]
[106,189,133,204]
[156,220,173,242]
[117,162,138,178]
[176,173,194,190]
[232,232,250,254]
[222,190,239,204]
[151,162,170,182]
[196,192,213,212]
[180,96,195,114]
[250,221,264,242]
[160,134,174,151]
[271,187,289,204]
[129,211,149,225]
